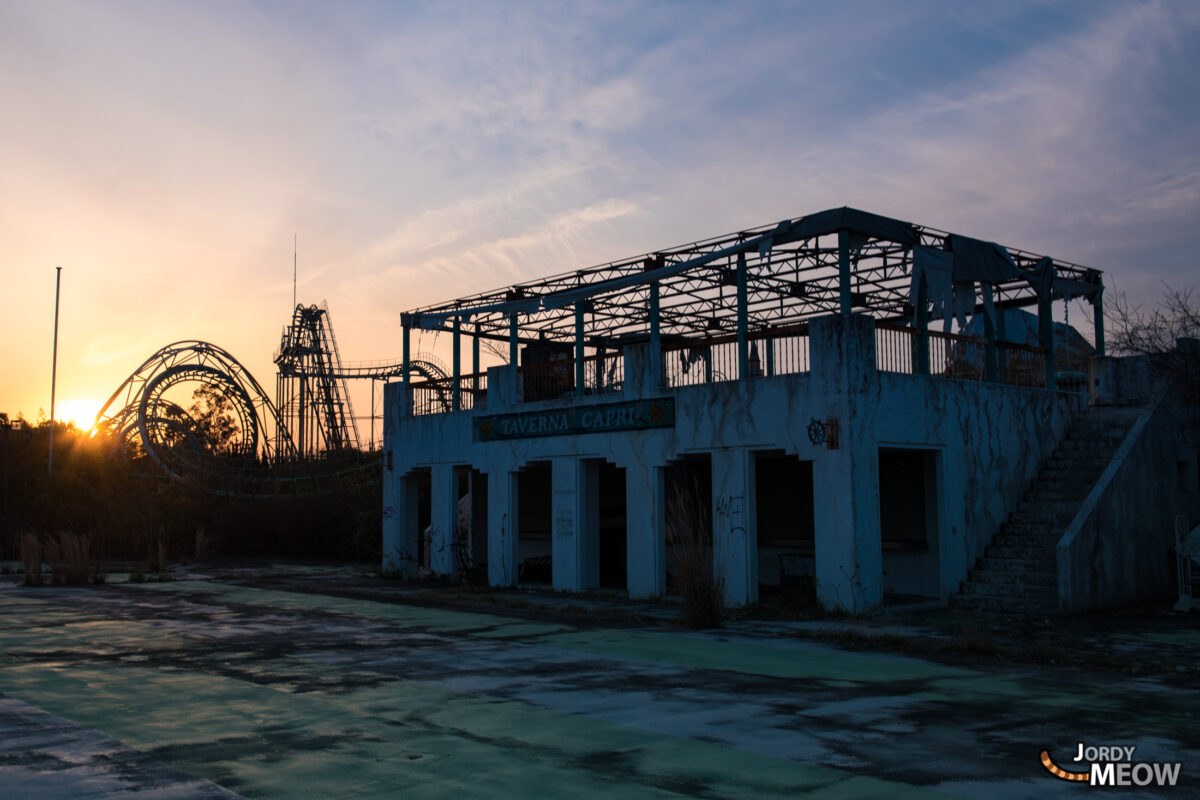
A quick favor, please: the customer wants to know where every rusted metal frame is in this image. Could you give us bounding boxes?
[403,216,1101,356]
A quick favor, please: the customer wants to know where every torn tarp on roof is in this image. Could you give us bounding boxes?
[908,234,1080,332]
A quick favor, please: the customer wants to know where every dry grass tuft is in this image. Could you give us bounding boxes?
[666,483,725,629]
[20,531,105,586]
[194,527,208,562]
[21,532,43,587]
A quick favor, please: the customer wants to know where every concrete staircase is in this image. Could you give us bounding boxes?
[955,404,1144,614]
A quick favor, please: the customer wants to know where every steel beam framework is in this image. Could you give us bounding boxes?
[400,207,1104,352]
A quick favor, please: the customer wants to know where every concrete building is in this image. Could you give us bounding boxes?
[382,207,1198,613]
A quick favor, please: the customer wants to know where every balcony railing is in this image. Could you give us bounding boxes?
[411,371,488,416]
[518,352,625,402]
[661,323,811,388]
[875,324,1087,391]
[584,351,624,396]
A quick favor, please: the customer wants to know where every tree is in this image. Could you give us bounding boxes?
[1108,285,1200,411]
[187,383,240,454]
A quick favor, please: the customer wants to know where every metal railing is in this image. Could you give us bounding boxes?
[520,359,575,402]
[875,324,1076,390]
[411,371,488,416]
[583,351,624,396]
[876,324,919,374]
[661,323,810,388]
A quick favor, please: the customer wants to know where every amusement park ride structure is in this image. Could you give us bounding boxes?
[94,303,447,487]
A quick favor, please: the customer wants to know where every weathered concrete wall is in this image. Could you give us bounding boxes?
[1057,395,1199,611]
[383,313,1084,612]
[871,371,1083,597]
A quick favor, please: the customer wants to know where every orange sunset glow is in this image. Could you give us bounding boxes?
[2,2,1197,429]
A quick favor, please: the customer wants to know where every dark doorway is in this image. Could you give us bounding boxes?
[405,467,431,571]
[662,453,713,596]
[517,461,552,584]
[597,461,627,588]
[452,467,487,576]
[878,448,940,599]
[467,468,488,575]
[754,451,815,591]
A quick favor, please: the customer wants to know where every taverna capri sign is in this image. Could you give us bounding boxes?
[474,399,675,441]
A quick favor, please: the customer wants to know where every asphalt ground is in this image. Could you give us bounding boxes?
[1,562,1197,799]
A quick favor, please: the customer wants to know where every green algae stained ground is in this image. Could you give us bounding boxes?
[1,577,1196,799]
[0,585,940,799]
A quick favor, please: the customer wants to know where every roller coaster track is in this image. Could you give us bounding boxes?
[94,306,449,492]
[95,341,296,481]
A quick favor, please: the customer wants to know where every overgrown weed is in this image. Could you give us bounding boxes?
[666,483,724,629]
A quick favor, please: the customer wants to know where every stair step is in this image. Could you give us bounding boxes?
[987,543,1055,560]
[1059,437,1123,450]
[1033,478,1096,493]
[1044,457,1113,470]
[1019,499,1079,511]
[953,593,1055,614]
[959,581,1055,600]
[976,556,1055,574]
[991,530,1058,547]
[997,522,1056,537]
[968,567,1056,587]
[1011,504,1078,524]
[1025,489,1084,503]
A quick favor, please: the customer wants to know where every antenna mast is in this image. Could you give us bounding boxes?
[293,234,297,310]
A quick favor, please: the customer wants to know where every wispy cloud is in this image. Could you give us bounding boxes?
[2,1,1197,416]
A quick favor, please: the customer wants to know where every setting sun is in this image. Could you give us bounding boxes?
[55,397,101,430]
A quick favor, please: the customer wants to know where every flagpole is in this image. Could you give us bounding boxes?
[48,266,62,475]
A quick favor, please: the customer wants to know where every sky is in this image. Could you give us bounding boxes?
[2,0,1197,436]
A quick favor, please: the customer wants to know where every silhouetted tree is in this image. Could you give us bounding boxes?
[187,383,239,453]
[1108,285,1200,414]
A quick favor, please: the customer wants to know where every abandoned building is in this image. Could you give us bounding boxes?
[381,207,1199,613]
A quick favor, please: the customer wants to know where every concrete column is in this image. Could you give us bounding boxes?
[812,445,881,613]
[581,460,600,590]
[1093,285,1105,357]
[429,464,458,578]
[809,313,882,613]
[487,468,519,587]
[626,460,665,598]
[551,457,589,591]
[383,471,422,577]
[485,364,519,412]
[381,462,401,572]
[711,448,756,607]
[623,343,654,398]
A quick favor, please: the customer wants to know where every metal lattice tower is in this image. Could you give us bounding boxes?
[274,303,361,459]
